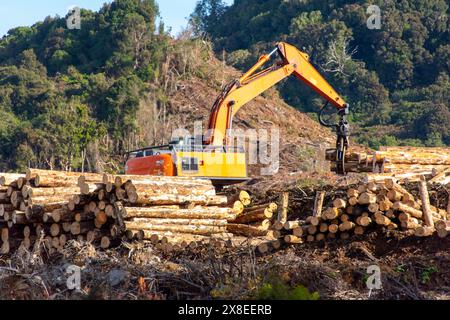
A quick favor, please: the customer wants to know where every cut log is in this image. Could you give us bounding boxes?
[125,220,227,236]
[271,240,281,250]
[385,179,414,198]
[51,207,75,223]
[323,207,339,220]
[128,182,216,198]
[70,221,96,235]
[357,216,372,227]
[79,183,105,195]
[358,193,376,205]
[0,173,25,186]
[375,215,392,227]
[1,228,8,242]
[10,192,23,207]
[368,203,379,213]
[388,189,405,202]
[119,206,235,221]
[231,191,250,207]
[124,229,144,241]
[340,221,355,231]
[333,198,346,209]
[435,220,450,231]
[284,221,303,230]
[284,235,302,244]
[313,191,325,217]
[50,224,61,237]
[26,200,68,217]
[127,192,227,206]
[257,242,269,254]
[232,201,244,215]
[348,197,358,206]
[1,241,10,254]
[278,192,289,224]
[0,192,9,203]
[415,226,435,237]
[347,189,359,198]
[393,202,423,219]
[271,221,284,231]
[12,211,27,224]
[26,169,81,187]
[378,198,393,211]
[0,204,14,217]
[100,236,111,249]
[354,226,365,235]
[319,223,329,233]
[127,217,228,227]
[27,187,80,198]
[327,233,337,240]
[314,233,325,241]
[113,174,213,188]
[328,224,339,234]
[307,225,318,235]
[74,212,93,222]
[418,176,434,228]
[77,173,105,186]
[232,209,272,224]
[366,182,379,193]
[292,227,303,238]
[95,211,108,226]
[226,224,267,237]
[250,219,271,231]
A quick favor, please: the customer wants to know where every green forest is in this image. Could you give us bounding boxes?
[0,0,448,173]
[0,0,173,172]
[191,0,450,148]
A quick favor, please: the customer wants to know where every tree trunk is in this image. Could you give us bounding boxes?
[125,221,227,235]
[121,206,235,221]
[127,192,228,206]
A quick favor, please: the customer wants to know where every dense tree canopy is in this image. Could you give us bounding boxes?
[0,0,169,172]
[192,0,450,148]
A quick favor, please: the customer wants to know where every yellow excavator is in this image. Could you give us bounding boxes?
[125,42,350,184]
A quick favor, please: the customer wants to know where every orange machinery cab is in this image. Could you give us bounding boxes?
[125,138,249,186]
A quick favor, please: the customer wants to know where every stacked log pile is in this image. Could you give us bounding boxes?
[2,168,449,256]
[0,170,108,254]
[327,147,450,183]
[262,177,449,251]
[64,172,244,252]
[0,169,247,254]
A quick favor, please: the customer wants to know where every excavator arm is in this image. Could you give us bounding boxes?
[204,42,350,174]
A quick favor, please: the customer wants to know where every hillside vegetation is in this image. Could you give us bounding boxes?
[0,0,334,174]
[191,0,450,148]
[0,0,170,172]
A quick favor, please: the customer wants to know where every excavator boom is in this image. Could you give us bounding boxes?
[204,42,350,174]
